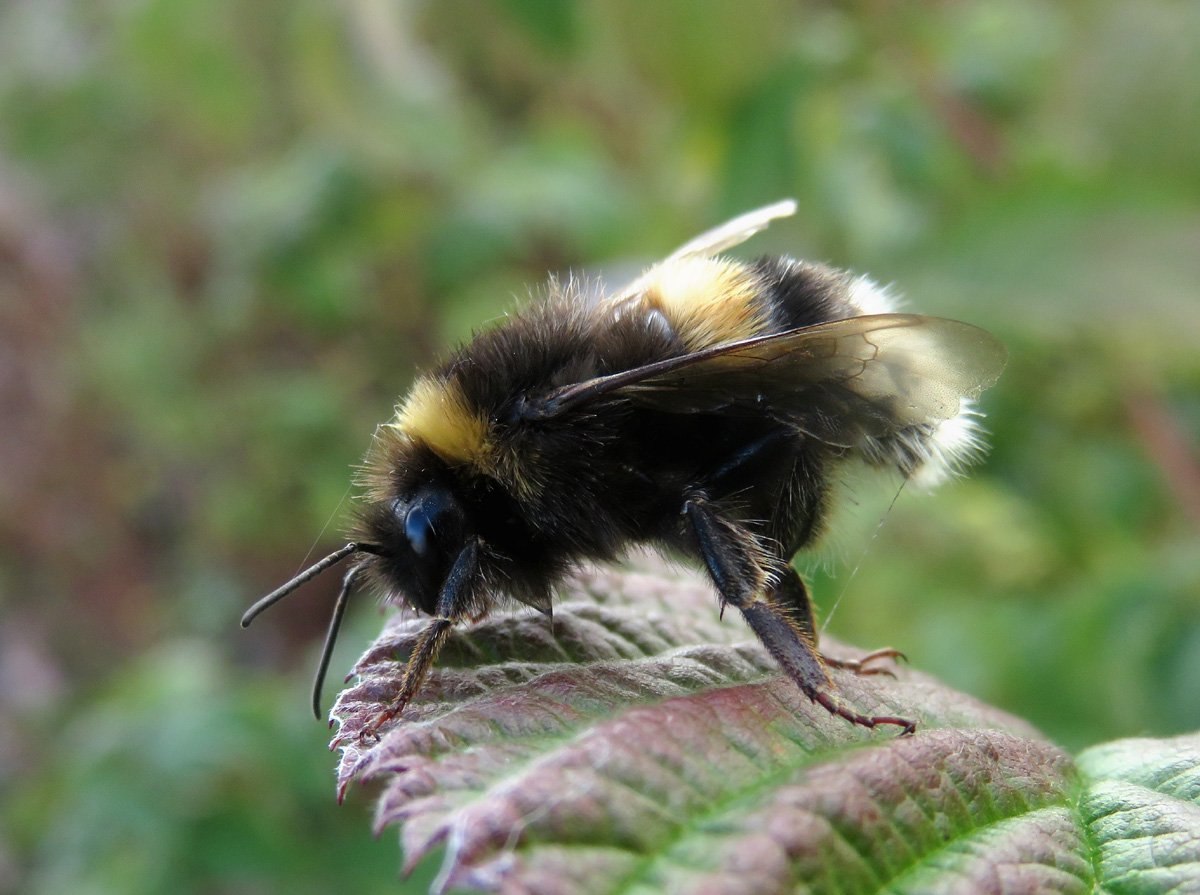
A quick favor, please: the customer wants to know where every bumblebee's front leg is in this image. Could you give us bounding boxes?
[684,496,915,735]
[357,539,481,742]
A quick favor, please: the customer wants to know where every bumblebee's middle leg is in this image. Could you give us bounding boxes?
[684,496,915,734]
[771,566,905,677]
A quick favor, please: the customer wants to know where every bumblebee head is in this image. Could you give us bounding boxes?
[241,476,479,718]
[356,482,469,617]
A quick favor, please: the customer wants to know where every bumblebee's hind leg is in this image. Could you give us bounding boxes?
[684,497,914,734]
[772,566,906,678]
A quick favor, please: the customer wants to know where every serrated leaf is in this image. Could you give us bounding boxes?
[331,562,1200,894]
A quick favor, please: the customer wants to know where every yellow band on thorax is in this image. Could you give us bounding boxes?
[390,377,492,467]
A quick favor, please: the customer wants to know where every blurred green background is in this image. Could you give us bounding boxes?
[1,1,1197,892]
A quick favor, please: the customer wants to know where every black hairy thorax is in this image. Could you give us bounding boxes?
[244,200,1005,739]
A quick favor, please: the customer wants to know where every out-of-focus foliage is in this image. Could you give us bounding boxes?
[0,0,1196,892]
[4,641,432,895]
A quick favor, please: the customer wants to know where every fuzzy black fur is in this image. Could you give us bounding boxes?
[310,253,1001,736]
[354,259,864,618]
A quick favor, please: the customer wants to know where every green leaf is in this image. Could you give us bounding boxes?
[1077,735,1200,894]
[327,562,1200,893]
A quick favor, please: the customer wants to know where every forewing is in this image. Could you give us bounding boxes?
[527,315,1006,448]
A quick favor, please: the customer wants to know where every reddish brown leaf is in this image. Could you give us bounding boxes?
[330,561,1200,894]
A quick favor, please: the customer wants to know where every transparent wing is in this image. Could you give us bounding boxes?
[526,314,1006,448]
[663,199,797,262]
[605,200,798,308]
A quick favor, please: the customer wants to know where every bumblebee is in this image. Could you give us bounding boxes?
[243,200,1006,738]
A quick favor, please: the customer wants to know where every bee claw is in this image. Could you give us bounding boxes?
[357,705,403,743]
[810,688,917,736]
[825,646,906,677]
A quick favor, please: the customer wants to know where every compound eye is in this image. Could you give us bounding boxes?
[404,502,436,557]
[401,486,461,559]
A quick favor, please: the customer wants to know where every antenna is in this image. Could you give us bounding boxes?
[241,543,360,627]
